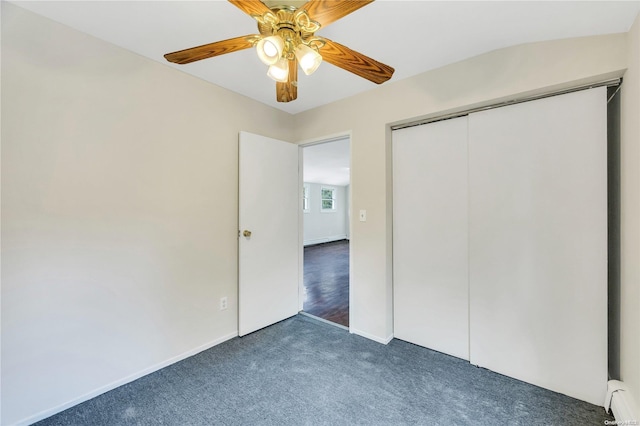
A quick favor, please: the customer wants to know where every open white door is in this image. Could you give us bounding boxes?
[239,131,299,336]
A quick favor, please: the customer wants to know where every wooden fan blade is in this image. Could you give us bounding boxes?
[276,59,298,102]
[301,0,373,28]
[164,35,256,65]
[320,38,394,84]
[228,0,272,18]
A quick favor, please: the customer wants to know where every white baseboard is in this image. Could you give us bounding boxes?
[304,235,348,246]
[18,331,238,426]
[605,380,639,423]
[350,328,393,345]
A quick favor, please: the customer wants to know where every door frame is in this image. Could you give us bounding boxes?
[298,131,353,330]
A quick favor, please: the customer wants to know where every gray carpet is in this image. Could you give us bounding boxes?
[36,315,613,425]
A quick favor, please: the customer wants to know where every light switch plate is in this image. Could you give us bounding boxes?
[359,210,367,222]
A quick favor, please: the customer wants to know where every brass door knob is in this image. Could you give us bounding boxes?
[243,230,252,237]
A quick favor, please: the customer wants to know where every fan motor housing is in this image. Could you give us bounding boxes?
[257,7,299,36]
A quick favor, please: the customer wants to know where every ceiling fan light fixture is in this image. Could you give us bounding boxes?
[294,44,322,75]
[256,35,284,65]
[164,1,394,103]
[267,57,289,82]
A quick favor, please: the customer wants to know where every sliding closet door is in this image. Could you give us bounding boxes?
[468,87,607,405]
[393,116,469,360]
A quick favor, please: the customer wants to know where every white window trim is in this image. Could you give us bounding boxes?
[320,186,337,213]
[303,183,310,213]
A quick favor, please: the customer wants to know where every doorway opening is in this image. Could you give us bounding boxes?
[301,137,351,328]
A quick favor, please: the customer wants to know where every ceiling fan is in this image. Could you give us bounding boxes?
[164,0,395,103]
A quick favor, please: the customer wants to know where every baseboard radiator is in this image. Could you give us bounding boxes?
[605,380,639,424]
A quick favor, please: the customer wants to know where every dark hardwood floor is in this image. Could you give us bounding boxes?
[303,240,349,327]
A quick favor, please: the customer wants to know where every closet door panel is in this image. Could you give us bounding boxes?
[468,87,607,405]
[393,116,469,360]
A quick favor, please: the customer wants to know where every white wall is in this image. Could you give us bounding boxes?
[303,183,348,245]
[293,34,628,343]
[620,12,640,416]
[1,4,293,425]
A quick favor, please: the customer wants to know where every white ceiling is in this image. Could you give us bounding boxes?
[303,137,350,186]
[10,1,640,115]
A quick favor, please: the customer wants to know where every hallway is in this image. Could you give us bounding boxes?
[303,240,349,327]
